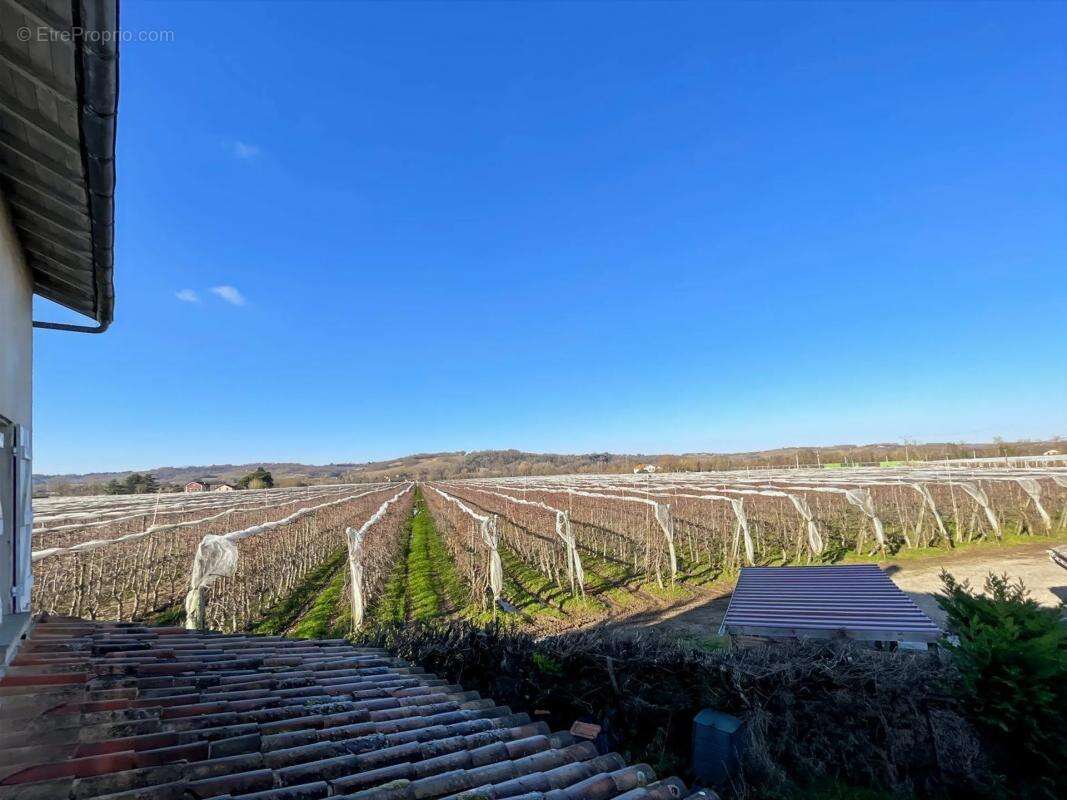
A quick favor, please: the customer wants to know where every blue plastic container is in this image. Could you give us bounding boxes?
[691,708,744,787]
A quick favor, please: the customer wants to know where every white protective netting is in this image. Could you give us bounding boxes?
[1016,478,1052,530]
[640,488,756,565]
[955,482,1002,539]
[429,486,504,604]
[32,508,240,563]
[555,509,586,594]
[31,486,396,621]
[459,486,587,597]
[648,485,823,561]
[642,484,822,562]
[346,484,414,628]
[184,487,394,629]
[560,488,678,583]
[32,484,370,528]
[652,502,679,581]
[908,483,950,543]
[449,465,1066,572]
[843,488,888,549]
[783,493,823,556]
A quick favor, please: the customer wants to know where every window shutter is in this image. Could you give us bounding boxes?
[12,425,32,613]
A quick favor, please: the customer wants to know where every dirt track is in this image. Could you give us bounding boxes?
[882,539,1067,625]
[613,539,1067,636]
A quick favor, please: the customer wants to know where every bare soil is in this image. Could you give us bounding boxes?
[597,583,734,637]
[881,538,1067,625]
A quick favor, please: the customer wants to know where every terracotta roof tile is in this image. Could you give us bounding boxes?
[0,617,688,800]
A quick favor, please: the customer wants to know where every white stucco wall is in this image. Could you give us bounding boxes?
[0,197,31,430]
[0,195,32,622]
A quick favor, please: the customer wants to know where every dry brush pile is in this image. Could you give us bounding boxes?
[358,620,998,799]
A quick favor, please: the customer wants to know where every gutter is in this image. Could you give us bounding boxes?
[32,318,110,333]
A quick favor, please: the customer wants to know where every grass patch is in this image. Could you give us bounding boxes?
[249,549,348,635]
[678,556,732,586]
[289,564,351,639]
[403,493,471,622]
[642,582,692,602]
[499,546,569,618]
[497,545,605,621]
[250,490,473,635]
[369,523,412,625]
[146,603,184,627]
[839,531,1067,565]
[574,548,646,599]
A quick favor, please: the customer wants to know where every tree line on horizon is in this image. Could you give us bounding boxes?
[36,437,1063,496]
[344,437,1064,482]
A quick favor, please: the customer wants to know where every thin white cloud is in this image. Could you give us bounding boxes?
[210,285,246,306]
[175,289,199,303]
[232,141,261,160]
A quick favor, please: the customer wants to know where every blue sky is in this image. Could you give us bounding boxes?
[33,1,1067,474]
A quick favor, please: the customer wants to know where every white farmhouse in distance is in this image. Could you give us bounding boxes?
[185,481,236,493]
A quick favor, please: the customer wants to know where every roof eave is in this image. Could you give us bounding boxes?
[75,0,119,328]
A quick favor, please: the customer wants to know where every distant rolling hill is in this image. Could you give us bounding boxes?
[33,438,1063,495]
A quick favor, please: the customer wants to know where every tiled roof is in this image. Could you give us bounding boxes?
[0,617,691,800]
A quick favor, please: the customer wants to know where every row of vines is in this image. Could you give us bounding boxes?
[31,466,1067,633]
[421,467,1067,609]
[30,483,415,632]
